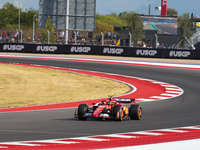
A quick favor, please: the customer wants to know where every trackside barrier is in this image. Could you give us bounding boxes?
[0,43,200,59]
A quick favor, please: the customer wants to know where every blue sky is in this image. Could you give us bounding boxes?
[0,0,200,16]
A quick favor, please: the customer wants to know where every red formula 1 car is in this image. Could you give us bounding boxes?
[74,96,142,121]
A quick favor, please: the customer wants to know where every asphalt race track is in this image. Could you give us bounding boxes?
[155,24,177,34]
[0,56,200,143]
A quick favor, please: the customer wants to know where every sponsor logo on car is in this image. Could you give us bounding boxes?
[85,113,92,116]
[136,49,157,56]
[36,46,57,52]
[169,51,191,57]
[70,47,91,53]
[103,48,124,54]
[3,45,24,51]
[99,114,109,117]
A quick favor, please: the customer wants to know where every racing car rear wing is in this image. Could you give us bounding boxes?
[114,98,135,103]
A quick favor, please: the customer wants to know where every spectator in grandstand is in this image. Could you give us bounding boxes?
[15,30,19,37]
[81,37,85,43]
[104,33,108,40]
[143,42,147,47]
[76,31,80,40]
[59,30,64,39]
[5,35,10,43]
[2,30,6,38]
[107,31,112,39]
[10,36,15,43]
[113,33,117,40]
[7,31,11,37]
[160,43,165,48]
[27,35,32,42]
[14,32,17,41]
[0,34,3,42]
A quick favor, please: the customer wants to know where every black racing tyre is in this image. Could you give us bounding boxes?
[129,104,142,120]
[113,105,124,121]
[78,104,88,120]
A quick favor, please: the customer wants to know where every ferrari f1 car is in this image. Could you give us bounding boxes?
[74,96,142,121]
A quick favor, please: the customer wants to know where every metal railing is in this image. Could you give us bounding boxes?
[191,30,200,46]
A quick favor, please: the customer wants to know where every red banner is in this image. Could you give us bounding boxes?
[161,0,168,16]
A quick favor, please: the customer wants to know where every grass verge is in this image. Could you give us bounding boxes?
[0,64,130,108]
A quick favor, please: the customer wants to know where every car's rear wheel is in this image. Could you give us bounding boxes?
[78,104,88,120]
[113,105,124,121]
[129,104,142,120]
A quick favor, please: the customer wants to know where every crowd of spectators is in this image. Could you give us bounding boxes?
[0,29,120,46]
[65,31,120,46]
[1,30,181,48]
[0,30,24,43]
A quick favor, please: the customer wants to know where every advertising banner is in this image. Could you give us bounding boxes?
[163,49,200,59]
[135,48,162,58]
[0,43,30,53]
[0,43,200,59]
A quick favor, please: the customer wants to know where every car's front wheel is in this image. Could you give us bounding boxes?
[113,105,124,121]
[78,104,88,120]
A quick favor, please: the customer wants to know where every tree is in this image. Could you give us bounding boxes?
[41,16,56,44]
[178,13,193,47]
[96,14,127,27]
[125,12,145,45]
[118,11,128,19]
[0,3,18,28]
[95,20,114,34]
[0,2,38,28]
[167,8,178,16]
[21,9,38,27]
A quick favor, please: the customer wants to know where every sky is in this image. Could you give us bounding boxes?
[0,0,200,16]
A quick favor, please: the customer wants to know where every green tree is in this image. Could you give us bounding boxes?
[167,8,178,16]
[178,13,193,46]
[118,11,128,19]
[0,3,19,28]
[0,2,38,28]
[96,14,127,27]
[95,20,114,34]
[125,12,145,45]
[21,9,38,27]
[41,16,56,44]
